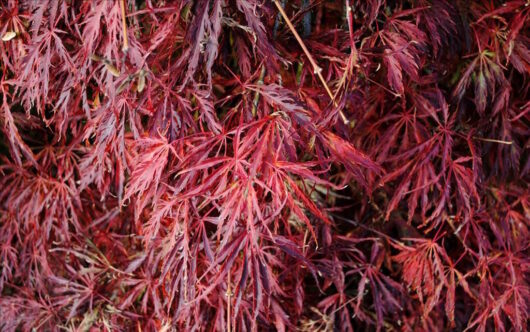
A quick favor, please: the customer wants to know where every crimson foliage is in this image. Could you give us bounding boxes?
[0,0,529,331]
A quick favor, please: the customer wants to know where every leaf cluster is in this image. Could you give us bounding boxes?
[0,0,528,331]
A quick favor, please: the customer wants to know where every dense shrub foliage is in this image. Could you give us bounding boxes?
[0,0,529,331]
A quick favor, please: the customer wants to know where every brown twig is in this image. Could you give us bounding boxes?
[226,269,232,332]
[473,136,513,145]
[252,66,267,116]
[120,0,129,52]
[345,0,357,57]
[273,0,349,124]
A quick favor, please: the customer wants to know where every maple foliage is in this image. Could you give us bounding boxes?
[0,0,529,331]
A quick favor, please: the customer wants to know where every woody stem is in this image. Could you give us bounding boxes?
[272,0,349,124]
[120,0,129,52]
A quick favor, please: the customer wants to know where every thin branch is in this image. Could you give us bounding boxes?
[120,0,129,52]
[226,269,233,332]
[273,0,349,124]
[252,66,267,116]
[473,136,513,145]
